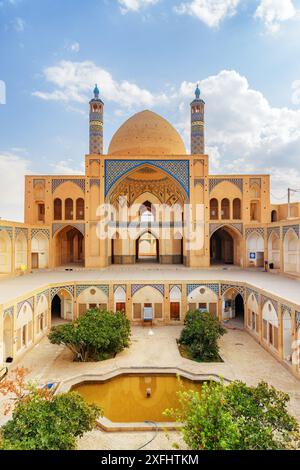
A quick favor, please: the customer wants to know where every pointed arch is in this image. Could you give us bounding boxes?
[0,230,12,273]
[15,231,27,270]
[284,228,300,274]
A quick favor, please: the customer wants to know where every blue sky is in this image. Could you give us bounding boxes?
[1,0,300,220]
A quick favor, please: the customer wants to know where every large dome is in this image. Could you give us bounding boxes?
[108,110,186,156]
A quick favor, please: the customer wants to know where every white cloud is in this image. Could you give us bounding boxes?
[69,42,80,53]
[255,0,298,33]
[50,159,84,175]
[13,16,25,32]
[292,80,300,105]
[0,151,31,221]
[174,0,240,28]
[176,70,300,200]
[118,0,159,13]
[32,60,169,109]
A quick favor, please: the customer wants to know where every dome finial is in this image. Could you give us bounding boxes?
[195,83,201,99]
[93,84,100,99]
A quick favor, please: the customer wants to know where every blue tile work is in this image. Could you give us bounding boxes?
[209,178,243,193]
[4,306,14,318]
[283,225,299,238]
[187,283,220,297]
[221,283,245,297]
[131,284,165,297]
[75,285,109,297]
[52,178,85,193]
[105,160,190,197]
[50,286,74,300]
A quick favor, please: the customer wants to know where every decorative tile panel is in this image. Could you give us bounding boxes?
[281,304,291,315]
[283,225,299,238]
[15,227,29,239]
[210,223,243,236]
[261,295,278,313]
[50,286,74,300]
[187,283,219,297]
[90,179,100,187]
[296,312,300,328]
[37,289,50,304]
[267,227,280,239]
[105,160,190,197]
[52,223,85,237]
[245,227,265,238]
[0,226,13,239]
[18,296,34,315]
[131,284,165,297]
[246,288,259,304]
[114,284,126,293]
[194,178,204,187]
[75,284,109,297]
[209,178,243,193]
[249,178,261,188]
[52,178,85,193]
[4,306,14,318]
[31,228,50,240]
[221,284,245,297]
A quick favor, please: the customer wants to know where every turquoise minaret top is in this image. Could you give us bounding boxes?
[93,84,100,99]
[195,84,201,100]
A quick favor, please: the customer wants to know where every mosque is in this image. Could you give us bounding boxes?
[0,85,300,377]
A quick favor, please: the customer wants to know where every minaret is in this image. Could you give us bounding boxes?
[190,84,205,154]
[89,84,104,154]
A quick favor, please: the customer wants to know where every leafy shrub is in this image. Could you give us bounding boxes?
[0,390,101,450]
[0,369,101,450]
[48,309,131,362]
[167,380,300,450]
[179,310,226,362]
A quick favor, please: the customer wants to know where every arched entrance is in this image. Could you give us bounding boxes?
[235,294,244,320]
[210,226,242,265]
[136,232,159,263]
[284,229,300,274]
[246,231,264,267]
[51,295,61,320]
[54,226,85,267]
[282,310,292,362]
[31,232,49,269]
[107,164,187,266]
[51,289,73,323]
[222,287,244,324]
[15,232,27,271]
[3,314,13,362]
[0,230,12,273]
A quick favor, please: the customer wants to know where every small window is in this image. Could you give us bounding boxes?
[38,203,45,222]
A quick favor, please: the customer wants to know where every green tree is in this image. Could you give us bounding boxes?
[167,380,300,450]
[179,310,226,362]
[48,309,131,362]
[0,369,101,450]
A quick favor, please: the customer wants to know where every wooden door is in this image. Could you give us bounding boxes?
[31,253,39,269]
[170,302,180,321]
[116,302,126,313]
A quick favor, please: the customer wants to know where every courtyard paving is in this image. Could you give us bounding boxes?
[1,325,300,450]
